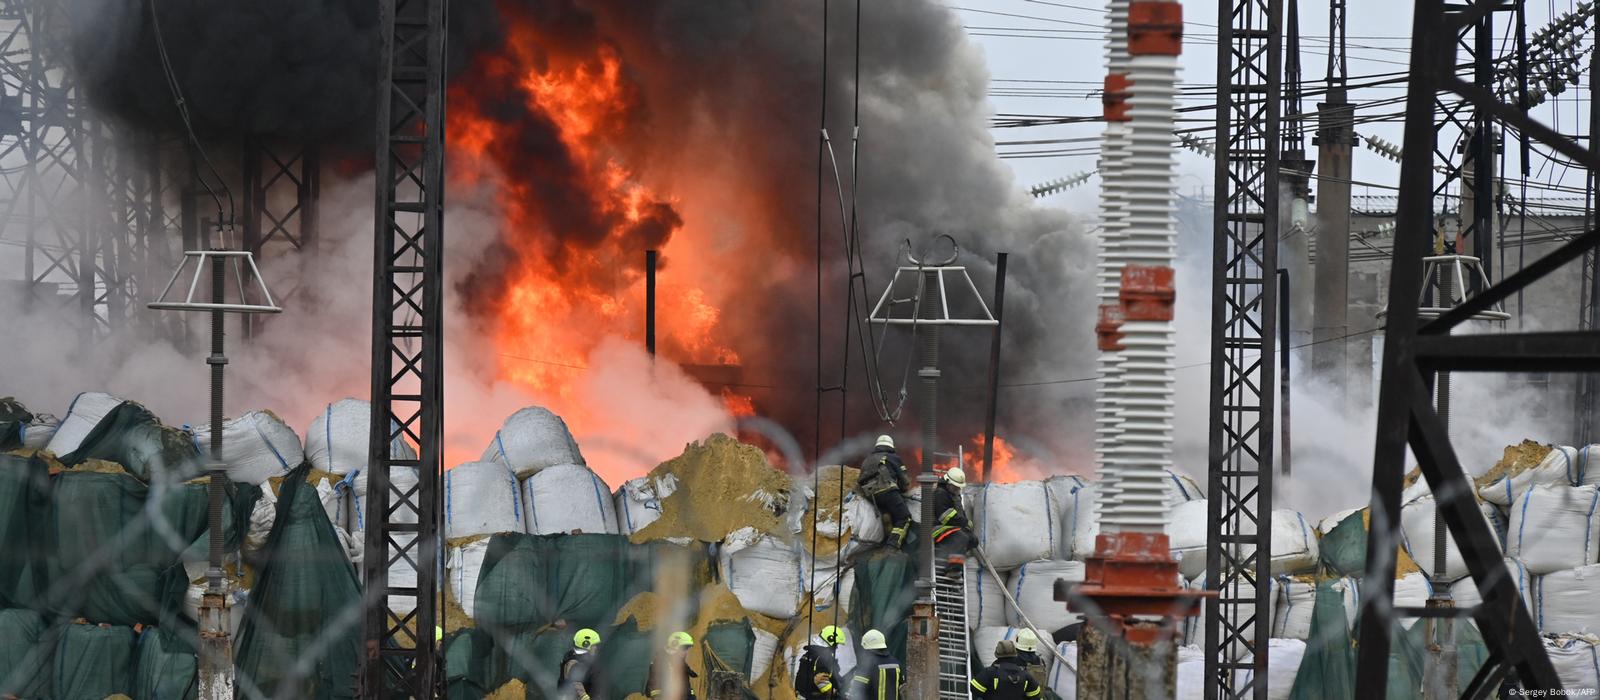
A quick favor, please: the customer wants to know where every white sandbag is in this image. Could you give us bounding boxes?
[45,391,124,456]
[1183,575,1269,644]
[481,406,584,476]
[188,411,304,485]
[974,480,1061,570]
[974,626,1055,668]
[1506,484,1600,574]
[719,528,802,619]
[804,558,854,614]
[1162,469,1204,507]
[1394,572,1432,629]
[1582,445,1600,487]
[1271,576,1316,641]
[1168,499,1210,580]
[20,413,58,450]
[304,399,417,476]
[1545,634,1600,692]
[520,463,617,535]
[1536,563,1600,636]
[1045,476,1087,559]
[446,538,490,619]
[615,474,678,535]
[1048,641,1079,700]
[1447,558,1532,613]
[244,487,277,556]
[348,466,420,534]
[444,461,525,539]
[1269,509,1319,575]
[1318,508,1362,536]
[1400,496,1501,582]
[1232,638,1305,700]
[1481,445,1580,506]
[1006,560,1086,633]
[967,559,1007,630]
[1175,644,1207,700]
[751,627,779,682]
[1327,578,1362,632]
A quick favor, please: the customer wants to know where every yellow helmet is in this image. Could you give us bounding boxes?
[819,625,846,646]
[1014,628,1038,653]
[573,628,601,650]
[668,631,694,649]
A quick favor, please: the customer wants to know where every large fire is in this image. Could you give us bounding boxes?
[445,5,754,475]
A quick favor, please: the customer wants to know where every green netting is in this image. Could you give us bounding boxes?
[1320,512,1366,577]
[0,397,30,450]
[1289,580,1356,700]
[133,626,197,700]
[550,535,632,629]
[53,623,136,700]
[595,619,654,698]
[47,471,192,625]
[235,463,361,699]
[702,619,758,699]
[497,627,570,695]
[59,401,201,482]
[476,535,556,633]
[0,608,48,696]
[444,628,503,700]
[848,548,918,660]
[0,454,51,608]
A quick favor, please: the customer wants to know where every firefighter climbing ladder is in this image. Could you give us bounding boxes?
[933,564,972,699]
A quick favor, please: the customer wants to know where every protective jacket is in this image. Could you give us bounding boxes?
[1016,649,1049,691]
[931,482,971,542]
[847,649,905,700]
[857,446,909,496]
[794,644,842,699]
[969,658,1043,699]
[646,655,697,699]
[560,649,600,700]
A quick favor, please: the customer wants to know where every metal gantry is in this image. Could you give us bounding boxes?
[241,142,319,336]
[1351,0,1587,691]
[361,0,448,694]
[1205,0,1280,692]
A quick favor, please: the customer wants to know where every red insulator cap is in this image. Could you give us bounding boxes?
[1129,2,1184,56]
[1120,265,1176,322]
[1102,74,1131,122]
[1096,303,1126,351]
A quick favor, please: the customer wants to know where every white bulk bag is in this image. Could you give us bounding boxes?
[445,461,525,539]
[520,463,617,535]
[1162,469,1204,507]
[1048,641,1079,700]
[967,559,1007,630]
[304,399,417,476]
[446,538,491,619]
[1545,634,1600,692]
[189,411,304,485]
[1506,484,1600,574]
[974,480,1061,570]
[1232,638,1305,700]
[1062,482,1100,561]
[46,391,124,456]
[615,474,678,535]
[20,413,58,450]
[1182,575,1269,645]
[1271,576,1316,640]
[348,466,420,534]
[244,488,278,556]
[1168,499,1210,580]
[1481,446,1580,506]
[803,556,854,613]
[1447,558,1532,613]
[974,626,1054,668]
[751,627,780,682]
[719,528,802,619]
[1318,508,1362,536]
[1175,644,1207,700]
[1400,495,1502,582]
[1269,510,1319,575]
[1045,476,1087,559]
[1582,445,1600,487]
[1394,572,1432,629]
[1005,560,1086,633]
[481,406,584,476]
[1536,563,1600,636]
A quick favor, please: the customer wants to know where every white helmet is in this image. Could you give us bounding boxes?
[1014,628,1038,653]
[875,435,895,449]
[862,629,888,650]
[944,466,966,487]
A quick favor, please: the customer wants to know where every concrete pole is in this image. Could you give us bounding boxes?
[1311,87,1353,398]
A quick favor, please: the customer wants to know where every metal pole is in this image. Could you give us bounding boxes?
[980,253,1009,484]
[1423,265,1456,700]
[198,229,234,699]
[1279,270,1292,476]
[646,249,657,357]
[917,268,941,589]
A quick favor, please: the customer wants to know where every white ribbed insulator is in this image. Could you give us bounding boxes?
[1094,0,1134,526]
[1102,52,1180,534]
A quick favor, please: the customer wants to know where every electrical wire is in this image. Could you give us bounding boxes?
[148,0,232,230]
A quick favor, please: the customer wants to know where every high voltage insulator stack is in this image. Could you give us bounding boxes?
[1094,0,1133,519]
[1495,1,1595,106]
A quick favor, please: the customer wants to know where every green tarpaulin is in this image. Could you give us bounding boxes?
[1320,512,1366,577]
[235,463,361,699]
[134,626,198,700]
[848,548,917,661]
[702,619,759,700]
[0,454,51,609]
[596,619,655,698]
[59,401,201,483]
[444,628,503,700]
[0,397,30,451]
[53,623,136,700]
[0,608,49,697]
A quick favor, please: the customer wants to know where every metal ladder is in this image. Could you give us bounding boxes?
[933,561,971,699]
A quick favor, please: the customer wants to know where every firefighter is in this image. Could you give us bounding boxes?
[1013,629,1049,691]
[969,640,1043,699]
[794,625,847,699]
[646,631,698,699]
[932,466,975,567]
[847,629,904,700]
[559,628,602,700]
[857,435,913,549]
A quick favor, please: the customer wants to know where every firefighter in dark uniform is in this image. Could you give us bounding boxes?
[560,628,602,700]
[969,640,1043,699]
[794,625,847,699]
[848,629,904,700]
[1013,629,1051,694]
[646,630,698,699]
[857,435,913,549]
[931,466,975,566]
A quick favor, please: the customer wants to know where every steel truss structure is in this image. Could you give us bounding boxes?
[361,0,447,694]
[1205,0,1280,695]
[241,142,319,337]
[1352,0,1592,691]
